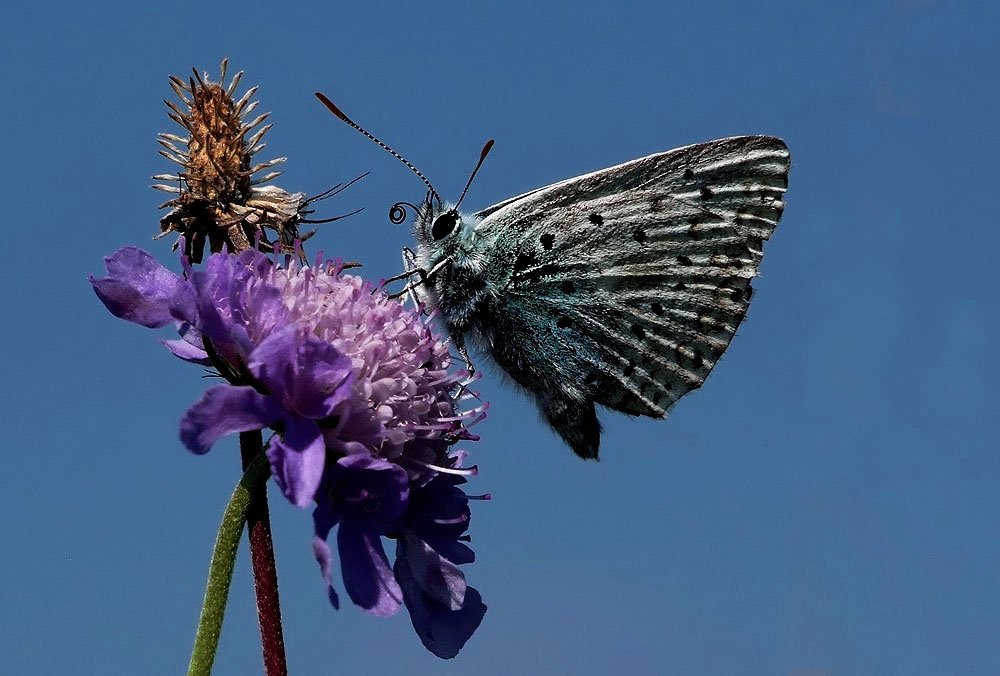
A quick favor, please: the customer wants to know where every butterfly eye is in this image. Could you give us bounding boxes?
[431,212,458,241]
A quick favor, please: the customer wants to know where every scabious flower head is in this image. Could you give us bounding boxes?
[90,246,488,658]
[154,59,318,262]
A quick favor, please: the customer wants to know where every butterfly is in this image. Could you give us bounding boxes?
[316,93,790,460]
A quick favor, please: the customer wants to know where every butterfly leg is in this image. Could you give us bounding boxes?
[385,247,430,306]
[382,268,421,286]
[383,249,425,285]
[391,249,454,308]
[454,335,476,377]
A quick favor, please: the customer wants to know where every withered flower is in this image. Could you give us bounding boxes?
[153,58,354,262]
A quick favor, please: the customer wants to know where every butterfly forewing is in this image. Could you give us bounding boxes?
[473,136,789,457]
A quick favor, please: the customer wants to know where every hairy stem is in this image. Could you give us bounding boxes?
[187,450,270,676]
[240,430,288,676]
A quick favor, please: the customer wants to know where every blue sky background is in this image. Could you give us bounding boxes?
[2,1,998,674]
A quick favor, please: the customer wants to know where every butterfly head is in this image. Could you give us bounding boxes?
[412,138,495,260]
[408,198,474,258]
[315,92,493,270]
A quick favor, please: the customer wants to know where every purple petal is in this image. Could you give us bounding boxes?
[189,253,284,356]
[159,322,209,363]
[409,476,475,564]
[312,501,340,540]
[422,536,475,567]
[90,247,195,328]
[235,248,274,277]
[334,455,410,528]
[400,531,466,610]
[394,540,487,659]
[179,385,283,455]
[266,415,327,508]
[311,535,340,609]
[160,336,209,363]
[188,253,240,341]
[249,326,354,420]
[311,501,342,607]
[234,250,288,331]
[337,515,403,617]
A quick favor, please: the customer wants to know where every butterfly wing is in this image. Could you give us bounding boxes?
[470,135,790,459]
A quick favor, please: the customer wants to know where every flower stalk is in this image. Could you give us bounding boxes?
[239,430,287,676]
[188,450,271,676]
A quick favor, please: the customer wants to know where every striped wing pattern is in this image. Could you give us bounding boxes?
[479,136,789,457]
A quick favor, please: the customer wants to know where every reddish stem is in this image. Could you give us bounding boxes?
[240,431,288,676]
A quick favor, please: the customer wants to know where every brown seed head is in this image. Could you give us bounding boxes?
[185,81,253,203]
[154,58,313,263]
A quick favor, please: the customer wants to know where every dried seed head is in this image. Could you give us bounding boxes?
[154,58,320,263]
[184,77,252,203]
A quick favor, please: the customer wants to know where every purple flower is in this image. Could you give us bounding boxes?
[393,467,489,658]
[91,246,488,657]
[312,455,409,615]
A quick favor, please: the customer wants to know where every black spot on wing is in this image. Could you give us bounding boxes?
[512,251,538,275]
[633,229,647,244]
[623,359,636,377]
[700,186,713,200]
[677,255,693,266]
[560,280,575,294]
[630,323,645,339]
[540,233,555,250]
[683,168,694,180]
[588,213,604,225]
[651,302,664,316]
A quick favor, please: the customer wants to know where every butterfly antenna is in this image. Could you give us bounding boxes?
[454,140,495,210]
[315,92,442,205]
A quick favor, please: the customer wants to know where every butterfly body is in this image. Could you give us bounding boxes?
[315,94,788,458]
[402,135,790,459]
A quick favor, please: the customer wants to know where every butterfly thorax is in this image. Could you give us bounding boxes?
[413,204,495,334]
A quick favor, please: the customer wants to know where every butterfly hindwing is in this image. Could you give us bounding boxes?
[472,136,789,458]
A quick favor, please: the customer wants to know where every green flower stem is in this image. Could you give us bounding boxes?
[187,448,271,676]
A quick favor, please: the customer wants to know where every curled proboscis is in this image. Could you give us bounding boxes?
[389,201,420,224]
